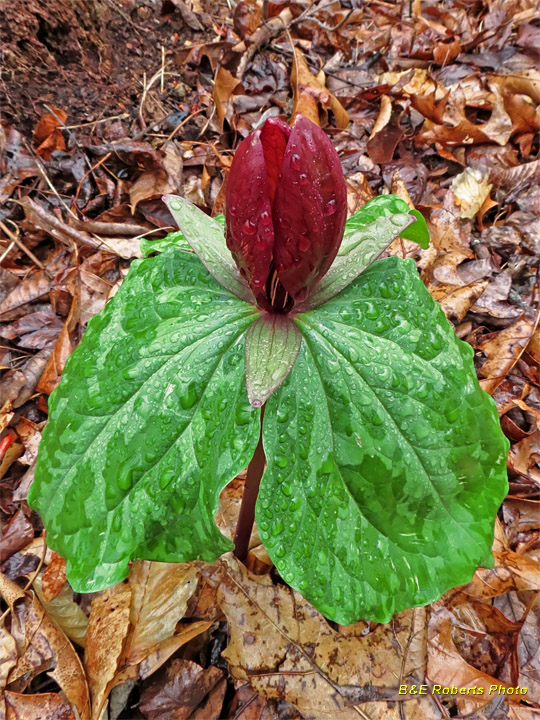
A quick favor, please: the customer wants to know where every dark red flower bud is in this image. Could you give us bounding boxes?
[225,115,347,312]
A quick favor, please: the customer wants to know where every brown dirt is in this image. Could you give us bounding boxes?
[0,0,183,135]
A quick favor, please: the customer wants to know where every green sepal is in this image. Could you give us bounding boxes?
[303,212,415,310]
[163,195,253,303]
[257,256,509,624]
[345,195,429,249]
[28,247,261,592]
[245,314,302,407]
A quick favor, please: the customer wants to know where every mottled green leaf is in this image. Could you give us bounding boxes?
[258,257,508,624]
[28,248,261,593]
[163,195,253,302]
[140,231,191,258]
[245,314,301,407]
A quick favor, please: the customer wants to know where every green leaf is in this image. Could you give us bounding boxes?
[303,212,415,310]
[163,195,253,303]
[345,194,429,249]
[245,314,302,407]
[258,257,508,624]
[28,247,261,593]
[140,231,191,257]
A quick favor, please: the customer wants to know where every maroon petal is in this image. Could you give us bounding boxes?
[272,116,347,303]
[260,117,290,204]
[225,130,275,310]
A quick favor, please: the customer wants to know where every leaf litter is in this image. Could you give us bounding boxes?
[1,0,539,717]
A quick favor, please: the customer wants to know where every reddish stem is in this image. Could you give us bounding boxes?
[233,405,266,561]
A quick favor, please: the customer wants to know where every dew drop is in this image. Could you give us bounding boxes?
[242,219,257,236]
[291,154,301,170]
[260,211,271,226]
[298,235,310,253]
[298,173,308,185]
[324,199,336,216]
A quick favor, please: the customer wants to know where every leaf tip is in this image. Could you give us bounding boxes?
[162,194,183,212]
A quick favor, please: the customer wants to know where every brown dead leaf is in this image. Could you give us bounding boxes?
[448,549,540,604]
[1,309,64,350]
[37,285,79,395]
[227,684,302,720]
[84,562,210,717]
[367,101,405,165]
[40,551,67,602]
[208,554,429,717]
[346,171,374,215]
[4,691,76,720]
[0,573,90,719]
[129,142,183,214]
[84,584,132,720]
[0,510,34,563]
[213,67,241,130]
[33,574,88,648]
[0,626,17,719]
[125,561,199,665]
[139,658,226,720]
[478,315,540,395]
[33,107,67,146]
[508,430,540,487]
[291,48,349,129]
[33,107,67,161]
[0,440,23,480]
[0,269,54,320]
[427,608,518,715]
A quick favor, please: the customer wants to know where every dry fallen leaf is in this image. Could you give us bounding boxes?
[4,690,76,720]
[208,554,430,718]
[291,48,349,129]
[478,315,540,395]
[452,167,493,219]
[84,584,132,720]
[33,574,88,648]
[139,658,226,720]
[0,573,90,720]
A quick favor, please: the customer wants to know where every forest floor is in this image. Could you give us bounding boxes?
[1,0,540,718]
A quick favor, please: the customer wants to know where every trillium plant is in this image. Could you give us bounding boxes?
[29,115,509,624]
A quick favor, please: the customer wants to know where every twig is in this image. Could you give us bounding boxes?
[0,219,46,271]
[22,139,79,221]
[65,113,129,130]
[0,241,15,265]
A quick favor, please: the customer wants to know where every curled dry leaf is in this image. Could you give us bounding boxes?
[139,658,226,720]
[508,430,540,487]
[451,167,493,219]
[291,48,349,128]
[84,562,209,719]
[427,608,520,716]
[213,67,241,130]
[4,690,76,720]
[37,286,80,396]
[478,315,540,395]
[33,574,88,648]
[129,142,183,214]
[0,510,34,563]
[208,554,430,718]
[40,551,67,602]
[84,585,132,720]
[0,573,90,720]
[0,626,17,718]
[448,548,540,604]
[125,561,199,665]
